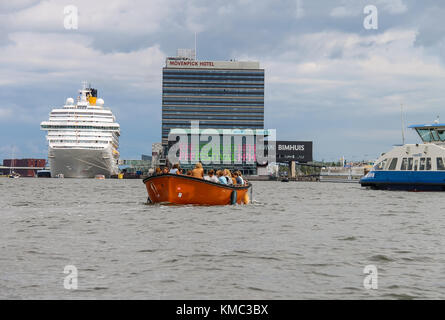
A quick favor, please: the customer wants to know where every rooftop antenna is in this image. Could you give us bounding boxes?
[194,32,197,60]
[401,103,405,145]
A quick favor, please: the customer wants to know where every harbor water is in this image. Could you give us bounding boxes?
[0,179,444,299]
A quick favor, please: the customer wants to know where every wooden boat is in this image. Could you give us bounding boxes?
[143,173,251,205]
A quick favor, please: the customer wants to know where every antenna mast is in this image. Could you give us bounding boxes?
[194,32,197,60]
[401,103,405,145]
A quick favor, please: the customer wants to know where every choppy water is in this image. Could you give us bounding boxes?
[1,178,444,299]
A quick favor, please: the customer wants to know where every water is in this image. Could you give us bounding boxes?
[1,178,444,299]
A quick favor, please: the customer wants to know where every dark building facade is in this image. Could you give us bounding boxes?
[1,159,46,177]
[161,57,265,174]
[162,57,264,146]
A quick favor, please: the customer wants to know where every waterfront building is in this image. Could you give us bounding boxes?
[118,158,152,176]
[151,142,164,167]
[161,52,265,174]
[168,128,270,175]
[0,159,47,177]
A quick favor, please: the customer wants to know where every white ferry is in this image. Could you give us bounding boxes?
[360,121,445,191]
[40,82,120,178]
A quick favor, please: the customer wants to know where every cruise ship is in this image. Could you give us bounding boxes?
[40,82,120,178]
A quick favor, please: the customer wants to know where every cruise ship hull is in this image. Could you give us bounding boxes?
[48,147,117,178]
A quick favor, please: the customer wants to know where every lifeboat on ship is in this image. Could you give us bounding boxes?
[143,174,251,205]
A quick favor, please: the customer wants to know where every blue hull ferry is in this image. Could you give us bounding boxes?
[360,122,445,191]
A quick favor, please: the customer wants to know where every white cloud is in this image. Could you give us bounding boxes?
[0,0,182,34]
[240,28,445,120]
[0,32,166,88]
[378,0,407,14]
[0,1,39,12]
[330,6,355,18]
[330,0,407,18]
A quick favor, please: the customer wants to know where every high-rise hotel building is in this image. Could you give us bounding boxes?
[161,53,265,173]
[162,56,264,143]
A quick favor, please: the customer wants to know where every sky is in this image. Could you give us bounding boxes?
[1,0,445,162]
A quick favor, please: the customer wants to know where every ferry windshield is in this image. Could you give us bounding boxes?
[416,129,433,142]
[415,128,445,142]
[373,158,388,170]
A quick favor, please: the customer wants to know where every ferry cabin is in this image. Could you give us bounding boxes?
[361,123,445,190]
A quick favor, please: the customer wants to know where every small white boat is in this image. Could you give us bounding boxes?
[36,169,51,178]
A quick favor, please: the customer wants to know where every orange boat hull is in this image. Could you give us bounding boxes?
[143,174,251,205]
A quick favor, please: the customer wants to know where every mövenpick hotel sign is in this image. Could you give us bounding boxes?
[166,58,260,70]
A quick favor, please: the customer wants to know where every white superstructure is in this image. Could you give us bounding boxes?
[40,82,120,178]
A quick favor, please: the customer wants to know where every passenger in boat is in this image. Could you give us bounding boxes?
[217,170,228,184]
[155,167,162,176]
[223,169,233,185]
[230,171,237,185]
[204,169,219,183]
[169,163,180,174]
[191,162,204,179]
[211,171,220,183]
[239,171,248,185]
[162,166,169,174]
[186,170,193,176]
[235,171,245,185]
[233,171,243,185]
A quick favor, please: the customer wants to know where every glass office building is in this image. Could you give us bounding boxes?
[161,56,265,174]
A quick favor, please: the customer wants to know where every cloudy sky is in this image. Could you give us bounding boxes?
[1,0,445,162]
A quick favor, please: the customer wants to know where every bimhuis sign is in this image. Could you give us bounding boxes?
[269,141,313,162]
